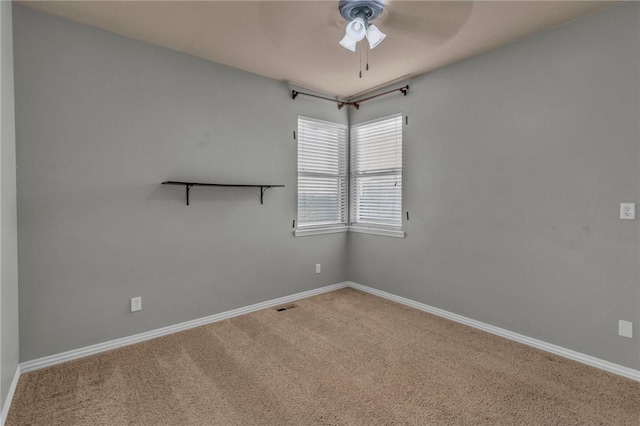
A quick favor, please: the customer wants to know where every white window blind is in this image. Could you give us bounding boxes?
[297,116,348,228]
[350,113,403,230]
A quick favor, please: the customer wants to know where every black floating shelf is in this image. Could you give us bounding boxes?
[162,181,285,206]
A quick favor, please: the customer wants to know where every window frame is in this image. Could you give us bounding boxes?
[294,113,405,239]
[295,116,349,236]
[349,113,405,238]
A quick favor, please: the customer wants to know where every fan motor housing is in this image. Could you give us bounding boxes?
[339,0,384,23]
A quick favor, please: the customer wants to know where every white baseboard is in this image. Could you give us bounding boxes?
[18,280,639,383]
[347,282,640,382]
[20,282,349,373]
[0,364,21,426]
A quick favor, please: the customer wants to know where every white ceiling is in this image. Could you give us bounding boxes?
[18,1,618,98]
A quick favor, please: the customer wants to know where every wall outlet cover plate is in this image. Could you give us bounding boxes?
[620,203,635,220]
[618,320,633,338]
[131,297,142,312]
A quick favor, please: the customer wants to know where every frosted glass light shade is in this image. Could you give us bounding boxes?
[345,17,367,42]
[366,24,386,49]
[339,34,358,52]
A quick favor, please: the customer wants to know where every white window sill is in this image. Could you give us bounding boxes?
[294,226,348,237]
[294,226,405,238]
[348,226,405,238]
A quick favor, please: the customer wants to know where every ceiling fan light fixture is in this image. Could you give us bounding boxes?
[339,34,358,52]
[366,24,386,49]
[338,0,386,52]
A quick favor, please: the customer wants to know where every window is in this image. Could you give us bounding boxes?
[350,113,403,236]
[296,116,348,234]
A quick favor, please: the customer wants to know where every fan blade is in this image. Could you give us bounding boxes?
[258,1,344,50]
[381,1,473,45]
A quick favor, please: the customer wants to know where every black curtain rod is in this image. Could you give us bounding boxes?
[291,85,409,110]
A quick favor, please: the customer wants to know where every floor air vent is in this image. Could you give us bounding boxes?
[275,304,297,312]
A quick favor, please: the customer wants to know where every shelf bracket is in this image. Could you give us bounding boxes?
[185,184,194,206]
[260,186,270,205]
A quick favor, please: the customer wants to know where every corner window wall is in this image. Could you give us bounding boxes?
[296,113,403,238]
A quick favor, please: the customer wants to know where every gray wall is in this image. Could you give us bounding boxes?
[1,0,19,411]
[348,2,640,369]
[12,2,640,371]
[14,5,348,362]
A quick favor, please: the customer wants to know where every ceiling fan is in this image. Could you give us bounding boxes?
[338,0,386,52]
[257,1,472,55]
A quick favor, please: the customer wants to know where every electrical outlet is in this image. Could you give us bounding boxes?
[131,297,142,312]
[619,320,633,338]
[315,264,321,274]
[620,203,635,220]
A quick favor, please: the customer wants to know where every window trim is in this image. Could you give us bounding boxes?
[349,112,404,233]
[294,113,405,239]
[296,116,348,231]
[294,225,348,237]
[348,226,405,238]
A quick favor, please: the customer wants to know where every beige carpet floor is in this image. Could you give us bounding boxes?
[7,288,640,425]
